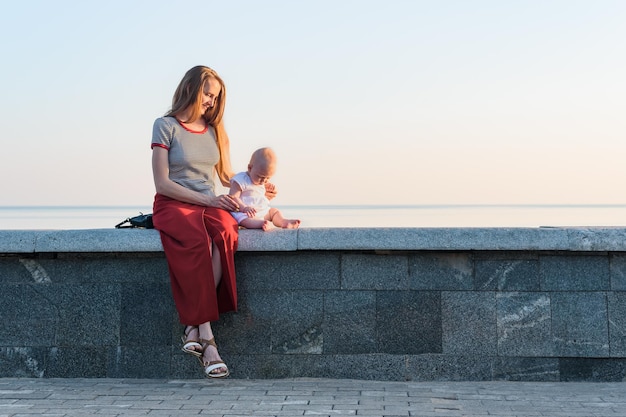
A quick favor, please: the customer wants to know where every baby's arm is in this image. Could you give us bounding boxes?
[228,182,256,217]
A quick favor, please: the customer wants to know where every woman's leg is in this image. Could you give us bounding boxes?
[198,321,228,376]
[203,238,227,376]
[181,325,202,356]
[211,241,222,287]
[202,207,239,314]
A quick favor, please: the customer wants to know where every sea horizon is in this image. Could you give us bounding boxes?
[1,204,626,230]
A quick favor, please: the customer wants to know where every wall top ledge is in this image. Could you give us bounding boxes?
[2,227,626,253]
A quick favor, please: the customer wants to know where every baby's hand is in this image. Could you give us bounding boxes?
[265,182,277,200]
[242,206,257,218]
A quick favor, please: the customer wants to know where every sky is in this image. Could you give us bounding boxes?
[1,0,625,207]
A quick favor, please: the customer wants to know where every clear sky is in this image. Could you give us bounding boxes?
[1,0,624,207]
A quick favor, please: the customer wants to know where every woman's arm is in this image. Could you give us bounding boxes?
[152,147,239,211]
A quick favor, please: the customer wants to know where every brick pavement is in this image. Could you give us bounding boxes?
[0,378,625,417]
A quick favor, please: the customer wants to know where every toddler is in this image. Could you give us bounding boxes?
[229,147,300,230]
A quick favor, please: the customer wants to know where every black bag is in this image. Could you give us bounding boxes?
[115,212,154,229]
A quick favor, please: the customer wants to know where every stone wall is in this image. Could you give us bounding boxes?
[1,228,626,381]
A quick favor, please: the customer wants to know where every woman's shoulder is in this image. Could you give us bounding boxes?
[153,116,177,128]
[152,116,179,144]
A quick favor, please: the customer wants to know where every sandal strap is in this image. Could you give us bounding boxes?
[182,340,202,349]
[200,337,217,349]
[205,361,229,376]
[184,325,198,338]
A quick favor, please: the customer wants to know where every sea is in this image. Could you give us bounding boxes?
[1,205,626,230]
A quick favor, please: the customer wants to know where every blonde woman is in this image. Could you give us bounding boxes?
[151,66,275,378]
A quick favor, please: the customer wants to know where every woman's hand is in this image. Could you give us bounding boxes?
[265,182,278,200]
[210,194,240,212]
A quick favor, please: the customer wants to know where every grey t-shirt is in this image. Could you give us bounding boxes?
[151,116,219,196]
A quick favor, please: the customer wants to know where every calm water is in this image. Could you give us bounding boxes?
[1,205,626,230]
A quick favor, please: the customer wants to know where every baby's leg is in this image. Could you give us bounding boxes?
[267,208,301,229]
[239,218,272,230]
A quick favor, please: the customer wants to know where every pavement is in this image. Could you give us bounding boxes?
[1,378,625,417]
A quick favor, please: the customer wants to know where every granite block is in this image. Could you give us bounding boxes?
[225,354,295,379]
[609,253,626,290]
[213,300,272,355]
[540,254,609,291]
[107,346,171,378]
[0,284,58,346]
[496,292,553,357]
[37,283,121,347]
[409,253,473,290]
[298,228,419,250]
[170,350,208,378]
[493,357,559,381]
[567,227,626,251]
[244,290,324,354]
[442,291,496,355]
[0,231,36,253]
[227,354,407,380]
[238,228,298,251]
[323,291,377,354]
[292,354,407,381]
[474,258,539,291]
[297,227,570,251]
[46,346,109,377]
[5,227,626,254]
[0,257,47,283]
[551,292,609,357]
[0,347,47,377]
[608,292,626,357]
[406,354,493,381]
[36,254,169,284]
[559,358,626,382]
[377,291,441,354]
[235,252,340,291]
[35,229,163,253]
[340,253,409,290]
[120,282,174,347]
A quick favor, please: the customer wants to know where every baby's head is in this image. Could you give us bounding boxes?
[247,147,276,185]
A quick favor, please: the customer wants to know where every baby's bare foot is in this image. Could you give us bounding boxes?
[283,219,300,229]
[261,220,274,231]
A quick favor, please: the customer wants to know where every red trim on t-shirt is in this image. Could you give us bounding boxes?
[151,143,170,150]
[175,117,209,134]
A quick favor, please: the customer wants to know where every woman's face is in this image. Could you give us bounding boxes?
[201,77,221,113]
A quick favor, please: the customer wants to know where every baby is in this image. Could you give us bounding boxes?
[229,147,300,230]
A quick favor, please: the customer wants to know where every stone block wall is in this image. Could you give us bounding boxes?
[1,228,626,381]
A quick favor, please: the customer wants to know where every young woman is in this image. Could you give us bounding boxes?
[151,66,270,378]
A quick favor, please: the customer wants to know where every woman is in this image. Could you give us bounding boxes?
[151,66,264,378]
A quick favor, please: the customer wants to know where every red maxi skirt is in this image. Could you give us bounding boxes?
[152,193,239,324]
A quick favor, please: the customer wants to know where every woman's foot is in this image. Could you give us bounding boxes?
[181,325,203,357]
[200,338,229,378]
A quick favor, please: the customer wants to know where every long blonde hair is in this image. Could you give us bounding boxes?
[166,66,234,186]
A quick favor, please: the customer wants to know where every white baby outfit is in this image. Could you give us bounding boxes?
[230,171,271,224]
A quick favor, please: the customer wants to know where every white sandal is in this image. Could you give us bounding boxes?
[181,326,203,357]
[199,338,230,378]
